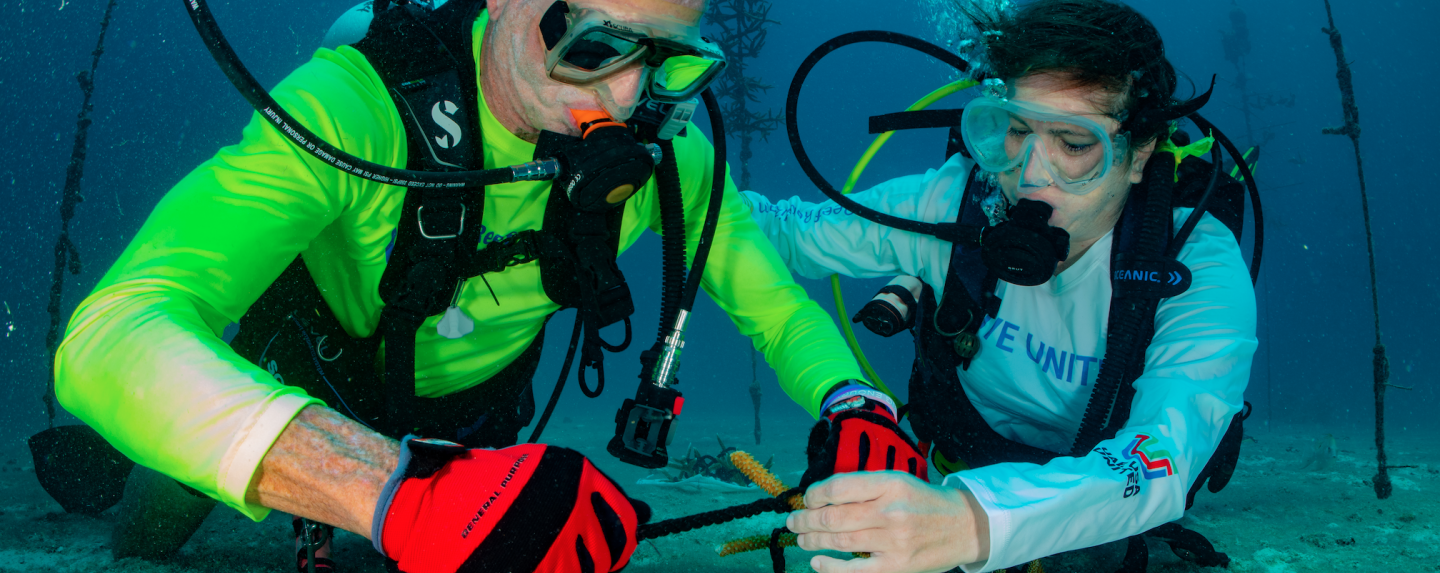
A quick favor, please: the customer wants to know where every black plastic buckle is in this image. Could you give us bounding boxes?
[594,282,635,328]
[494,233,539,269]
[607,383,681,469]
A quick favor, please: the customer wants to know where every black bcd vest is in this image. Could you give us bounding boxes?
[230,0,637,445]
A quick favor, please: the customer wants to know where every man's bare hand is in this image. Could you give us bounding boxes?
[245,406,398,538]
[786,472,990,573]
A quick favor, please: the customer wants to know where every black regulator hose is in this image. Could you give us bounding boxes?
[785,31,972,242]
[653,138,687,343]
[1188,113,1264,284]
[679,88,729,314]
[181,0,537,188]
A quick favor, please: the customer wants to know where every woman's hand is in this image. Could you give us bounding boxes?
[786,471,990,573]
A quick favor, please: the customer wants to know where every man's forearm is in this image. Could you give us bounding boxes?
[246,405,399,538]
[958,488,991,563]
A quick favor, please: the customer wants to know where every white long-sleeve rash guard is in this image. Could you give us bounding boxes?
[742,154,1256,572]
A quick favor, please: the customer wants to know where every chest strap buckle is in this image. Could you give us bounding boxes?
[473,231,541,275]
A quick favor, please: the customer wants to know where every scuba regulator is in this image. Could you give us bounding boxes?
[557,110,663,212]
[981,199,1071,287]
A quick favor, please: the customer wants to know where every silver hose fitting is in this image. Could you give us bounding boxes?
[651,309,690,389]
[511,158,561,182]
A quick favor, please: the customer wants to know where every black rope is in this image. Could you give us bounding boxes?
[637,487,800,540]
[768,527,789,573]
[43,0,120,429]
[1319,0,1394,500]
[693,454,719,473]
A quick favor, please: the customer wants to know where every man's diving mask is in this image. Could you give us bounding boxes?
[539,1,727,109]
[961,81,1130,196]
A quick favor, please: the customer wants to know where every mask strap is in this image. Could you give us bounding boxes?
[1124,75,1216,139]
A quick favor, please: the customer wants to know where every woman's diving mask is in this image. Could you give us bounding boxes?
[961,80,1130,196]
[538,0,727,114]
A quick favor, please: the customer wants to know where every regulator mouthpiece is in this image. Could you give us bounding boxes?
[558,109,658,211]
[981,199,1071,286]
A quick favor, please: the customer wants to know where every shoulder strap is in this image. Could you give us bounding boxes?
[934,166,1000,368]
[353,0,492,438]
[1092,149,1249,446]
[357,0,489,314]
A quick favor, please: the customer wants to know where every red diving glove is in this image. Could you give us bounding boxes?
[801,383,929,487]
[373,437,651,573]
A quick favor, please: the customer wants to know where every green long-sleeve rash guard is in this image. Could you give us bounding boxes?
[54,15,862,520]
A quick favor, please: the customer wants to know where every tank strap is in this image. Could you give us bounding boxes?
[933,166,1000,369]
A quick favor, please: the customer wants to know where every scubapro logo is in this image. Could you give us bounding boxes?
[431,100,463,149]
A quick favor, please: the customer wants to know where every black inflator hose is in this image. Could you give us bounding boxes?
[1167,142,1224,259]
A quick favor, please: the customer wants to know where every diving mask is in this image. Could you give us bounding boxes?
[539,1,727,106]
[961,81,1130,196]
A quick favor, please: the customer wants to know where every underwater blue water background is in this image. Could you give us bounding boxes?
[0,0,1435,459]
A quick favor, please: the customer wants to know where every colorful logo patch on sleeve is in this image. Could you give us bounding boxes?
[1122,434,1175,480]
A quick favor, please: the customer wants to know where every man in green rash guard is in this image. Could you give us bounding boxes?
[52,0,876,570]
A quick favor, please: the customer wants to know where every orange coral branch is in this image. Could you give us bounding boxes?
[729,451,803,510]
[729,451,782,495]
[722,450,868,560]
[716,532,798,556]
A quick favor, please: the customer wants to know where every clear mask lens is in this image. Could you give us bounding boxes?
[649,54,720,100]
[962,98,1123,195]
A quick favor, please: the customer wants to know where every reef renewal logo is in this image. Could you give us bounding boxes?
[1122,434,1175,480]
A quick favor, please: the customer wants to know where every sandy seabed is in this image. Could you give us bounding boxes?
[0,413,1435,573]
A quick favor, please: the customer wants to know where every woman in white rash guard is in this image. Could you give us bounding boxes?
[745,1,1257,572]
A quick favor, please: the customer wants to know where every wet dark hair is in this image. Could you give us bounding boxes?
[961,0,1179,149]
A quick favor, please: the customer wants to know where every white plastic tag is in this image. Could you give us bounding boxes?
[437,305,475,339]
